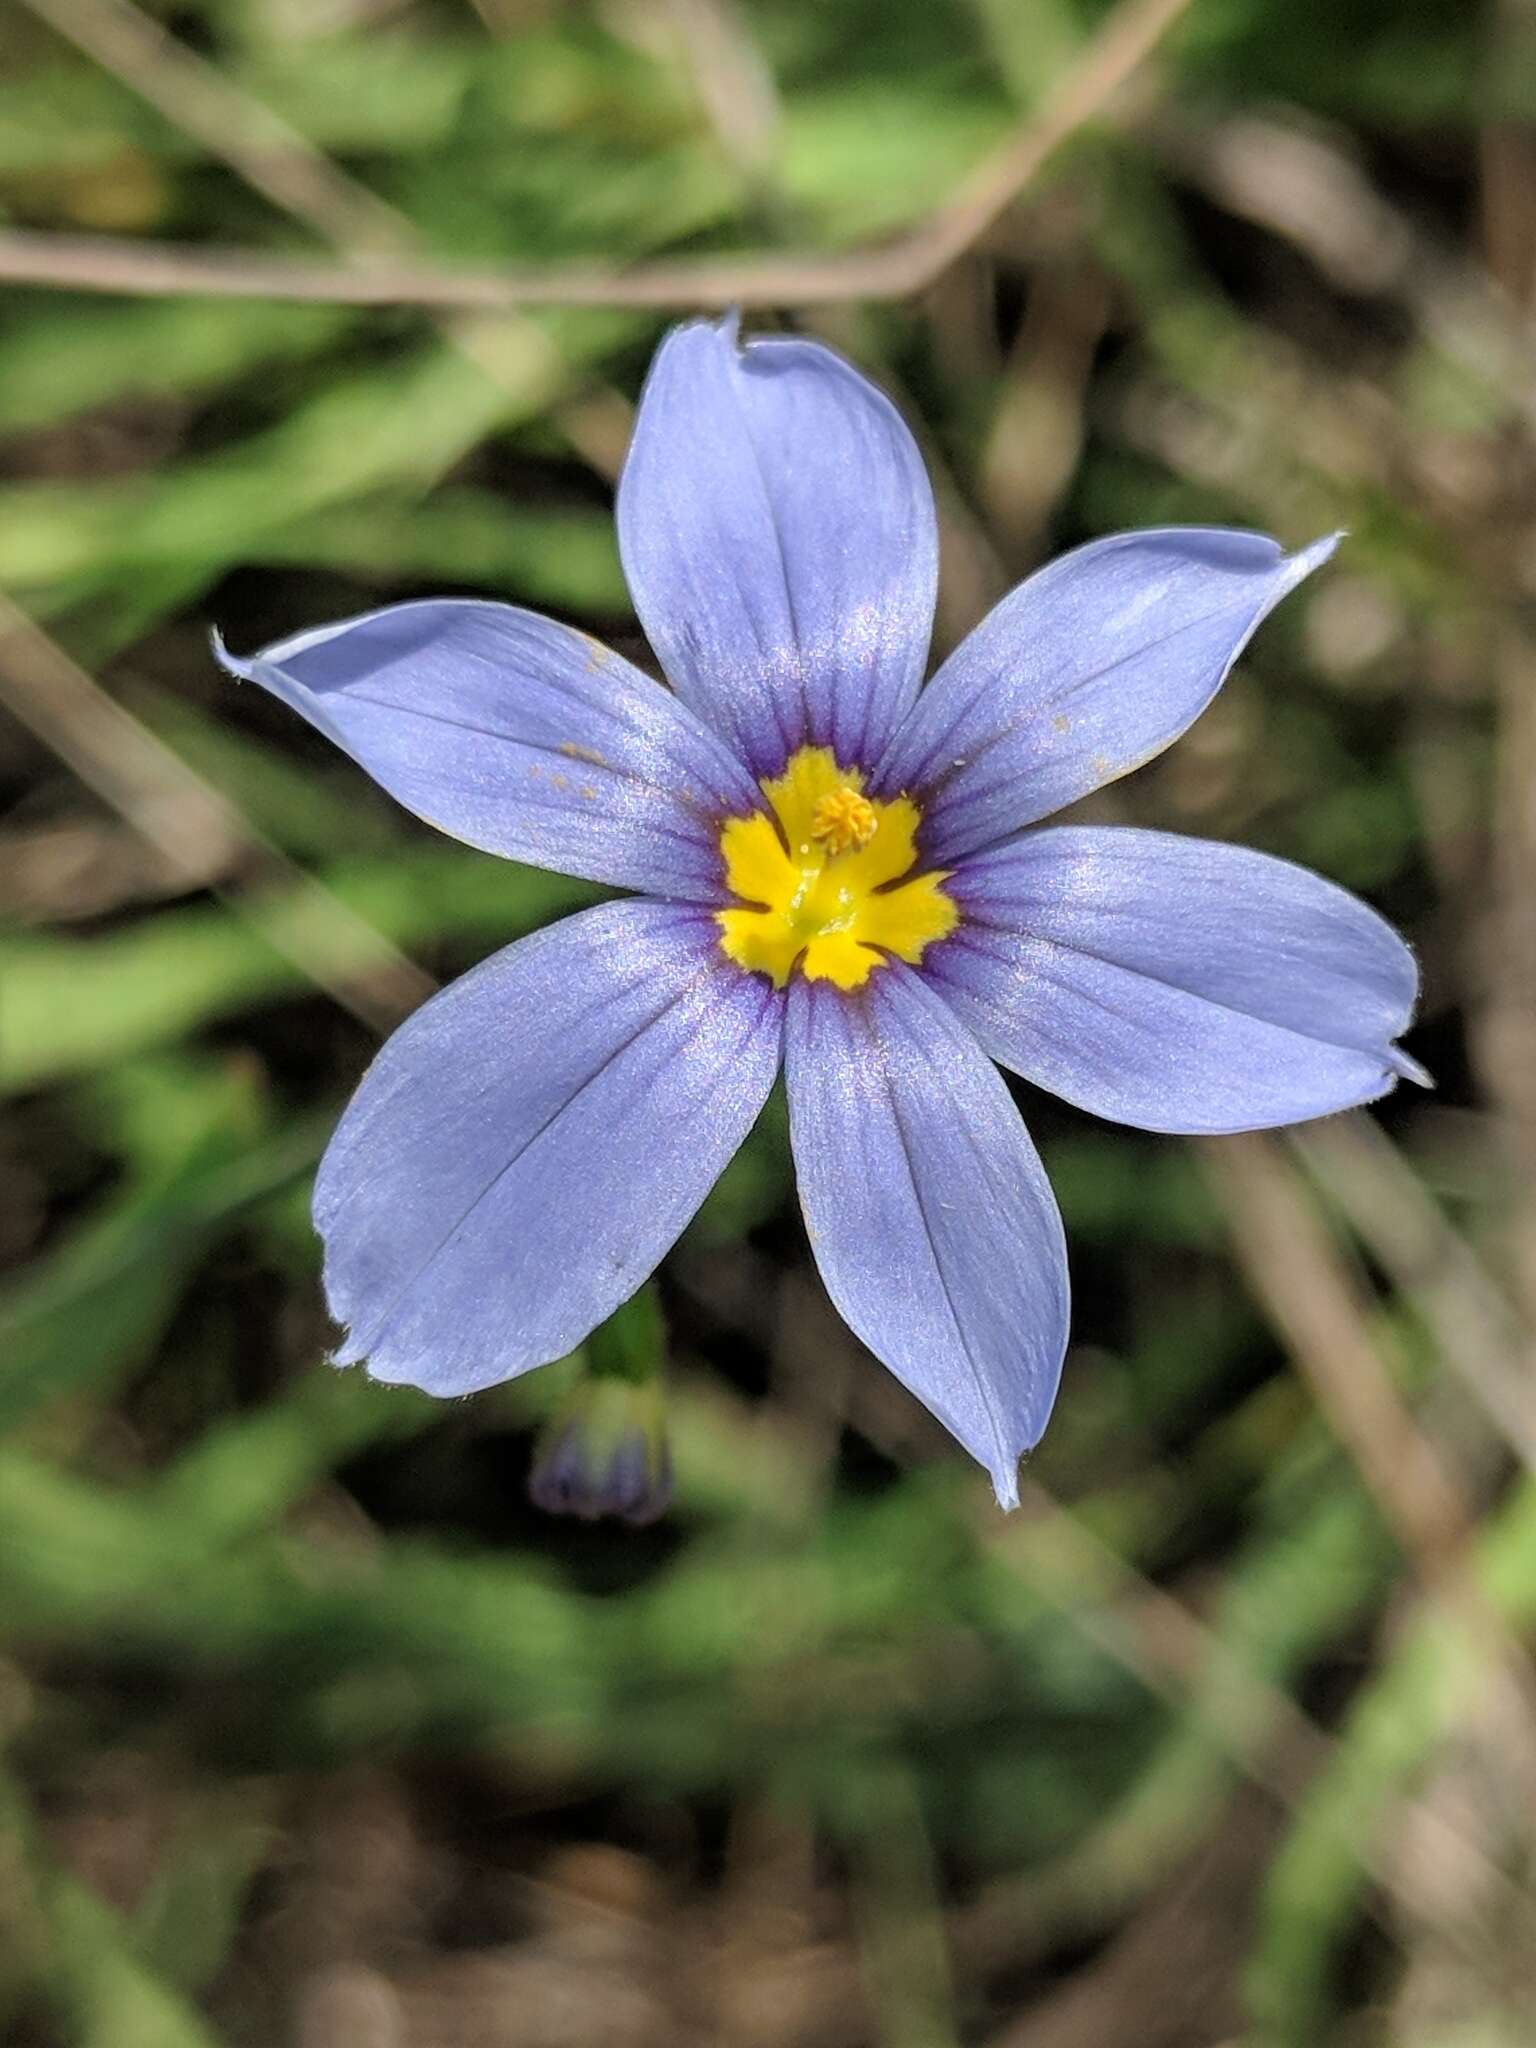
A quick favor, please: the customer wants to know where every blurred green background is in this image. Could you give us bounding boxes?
[3,0,1536,2042]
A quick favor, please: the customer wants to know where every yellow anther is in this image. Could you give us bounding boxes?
[811,785,879,856]
[715,745,958,991]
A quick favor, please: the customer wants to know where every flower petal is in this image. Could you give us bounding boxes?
[215,599,761,899]
[874,528,1338,863]
[617,317,938,780]
[314,899,783,1392]
[927,826,1424,1135]
[785,966,1069,1506]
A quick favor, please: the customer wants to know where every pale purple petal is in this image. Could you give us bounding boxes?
[215,599,761,899]
[926,826,1424,1135]
[785,965,1069,1507]
[617,317,938,779]
[314,900,783,1392]
[874,528,1338,864]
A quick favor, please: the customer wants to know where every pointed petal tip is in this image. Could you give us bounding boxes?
[880,524,1350,861]
[991,1461,1022,1512]
[1291,529,1345,578]
[209,624,250,679]
[1390,1046,1435,1090]
[326,1321,364,1372]
[209,600,755,898]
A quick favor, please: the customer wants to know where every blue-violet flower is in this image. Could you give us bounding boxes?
[217,317,1425,1507]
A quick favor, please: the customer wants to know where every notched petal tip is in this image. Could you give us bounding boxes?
[656,308,739,366]
[621,308,939,779]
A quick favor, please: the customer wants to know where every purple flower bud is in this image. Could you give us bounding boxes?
[527,1383,673,1528]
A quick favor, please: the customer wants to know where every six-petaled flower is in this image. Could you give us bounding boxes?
[216,316,1424,1507]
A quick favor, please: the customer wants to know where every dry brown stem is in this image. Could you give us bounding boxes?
[4,0,1193,312]
[0,591,434,1032]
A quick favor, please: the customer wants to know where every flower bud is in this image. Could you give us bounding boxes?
[528,1378,673,1527]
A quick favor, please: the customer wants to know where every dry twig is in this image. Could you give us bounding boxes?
[1296,1113,1536,1477]
[3,0,1194,311]
[14,0,623,470]
[1203,1132,1536,1743]
[0,591,435,1033]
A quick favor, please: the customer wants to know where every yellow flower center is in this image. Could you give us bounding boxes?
[810,785,878,856]
[715,745,959,991]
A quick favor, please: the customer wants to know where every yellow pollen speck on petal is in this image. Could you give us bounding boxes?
[715,744,958,991]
